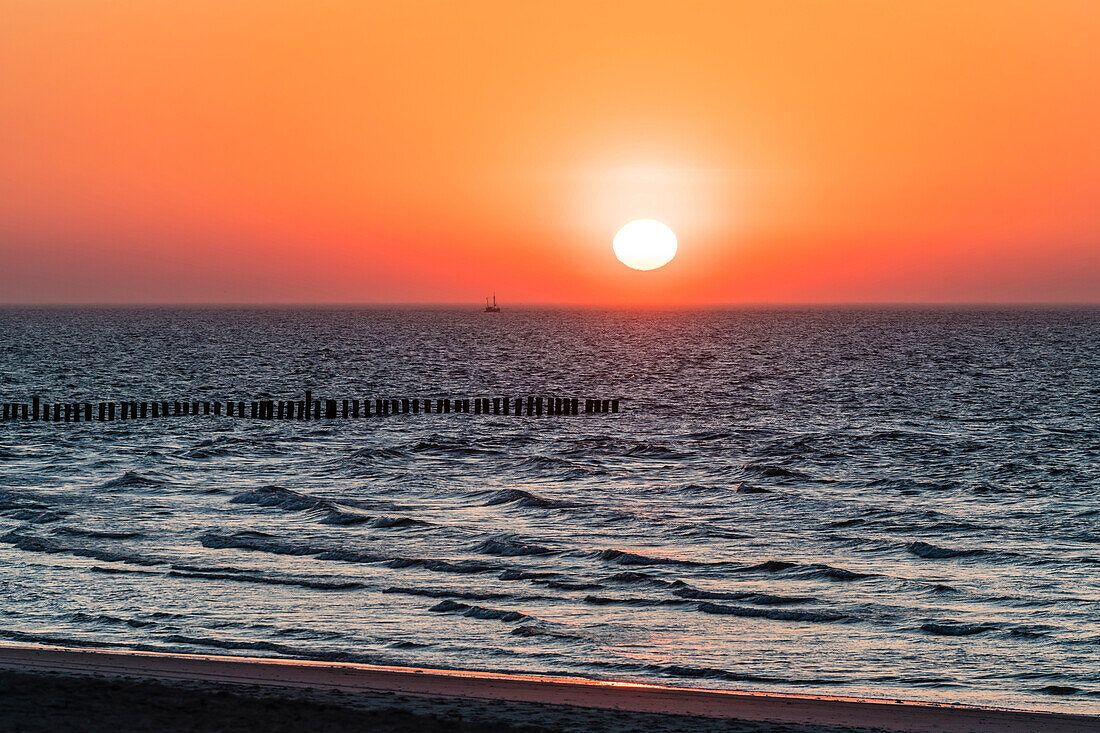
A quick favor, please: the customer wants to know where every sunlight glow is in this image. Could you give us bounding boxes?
[613,220,678,271]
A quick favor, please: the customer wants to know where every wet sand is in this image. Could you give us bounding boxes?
[0,644,1095,733]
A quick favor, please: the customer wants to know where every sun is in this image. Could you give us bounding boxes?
[613,220,677,271]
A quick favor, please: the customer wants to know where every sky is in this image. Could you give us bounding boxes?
[2,1,1098,305]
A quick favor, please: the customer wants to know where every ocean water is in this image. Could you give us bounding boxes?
[1,306,1098,713]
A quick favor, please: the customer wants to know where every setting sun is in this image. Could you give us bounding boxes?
[613,220,678,271]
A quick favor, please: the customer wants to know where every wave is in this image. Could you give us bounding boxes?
[167,569,364,591]
[1038,685,1084,696]
[498,570,558,581]
[383,557,498,574]
[696,601,848,623]
[362,516,427,528]
[591,549,718,567]
[907,541,989,559]
[1,532,161,566]
[5,509,68,523]
[603,571,675,587]
[230,485,394,526]
[230,486,333,511]
[742,463,811,480]
[52,526,143,540]
[0,628,124,649]
[410,438,505,457]
[428,599,534,623]
[472,537,555,557]
[585,658,846,686]
[510,625,585,641]
[670,584,815,605]
[382,586,514,601]
[67,612,155,629]
[201,531,320,556]
[90,565,159,575]
[162,634,301,655]
[623,443,690,459]
[921,622,998,636]
[583,596,692,607]
[483,489,582,510]
[97,471,162,490]
[272,627,345,641]
[201,531,499,574]
[539,580,604,591]
[731,560,874,581]
[735,560,798,573]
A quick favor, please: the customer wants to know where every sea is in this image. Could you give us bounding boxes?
[0,306,1097,713]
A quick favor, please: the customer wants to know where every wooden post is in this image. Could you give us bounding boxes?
[526,396,534,415]
[97,403,105,421]
[153,402,160,418]
[105,403,114,420]
[535,397,543,416]
[211,401,219,416]
[341,399,348,418]
[474,398,482,414]
[611,399,619,413]
[502,397,510,415]
[32,396,40,421]
[325,399,336,418]
[2,404,9,420]
[138,402,145,418]
[412,399,419,414]
[302,390,312,420]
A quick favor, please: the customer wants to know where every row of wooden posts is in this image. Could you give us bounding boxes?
[1,394,620,422]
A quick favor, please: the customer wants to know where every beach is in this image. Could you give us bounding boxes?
[1,644,1096,733]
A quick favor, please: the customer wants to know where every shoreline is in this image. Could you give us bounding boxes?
[1,643,1096,732]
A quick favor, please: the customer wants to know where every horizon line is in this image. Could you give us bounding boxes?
[0,301,1098,309]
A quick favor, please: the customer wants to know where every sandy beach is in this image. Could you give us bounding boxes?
[0,644,1095,733]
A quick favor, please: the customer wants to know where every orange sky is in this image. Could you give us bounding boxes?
[2,1,1098,304]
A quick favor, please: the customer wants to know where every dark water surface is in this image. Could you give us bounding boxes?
[1,306,1098,712]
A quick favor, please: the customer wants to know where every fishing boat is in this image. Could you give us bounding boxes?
[484,294,500,312]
